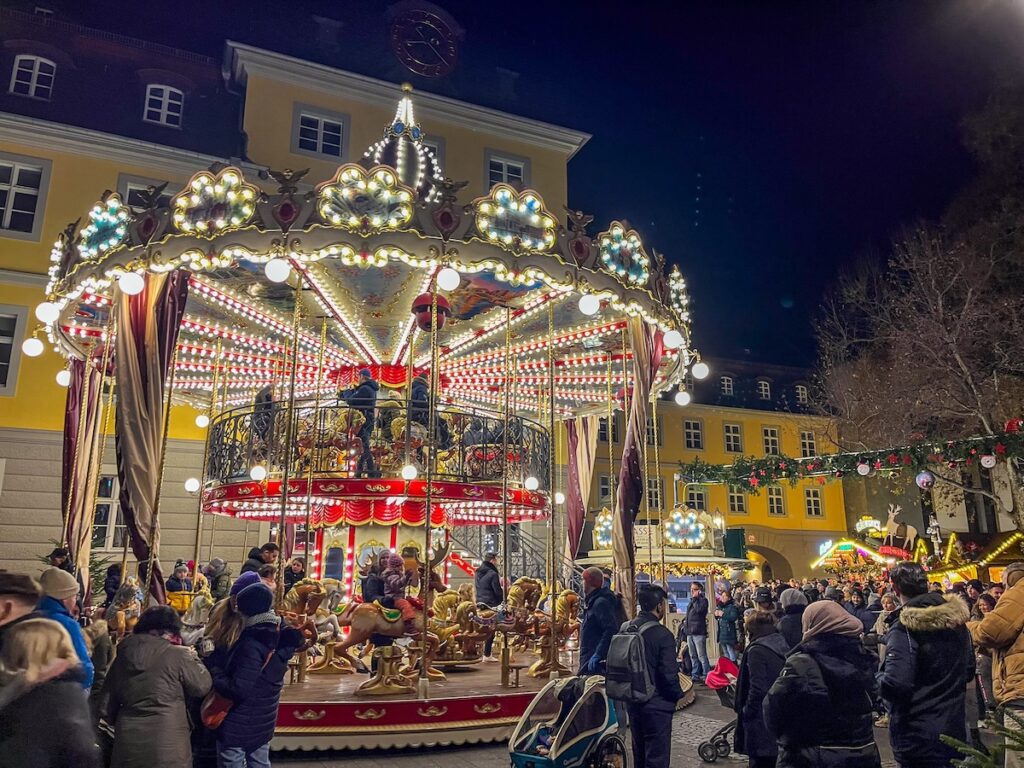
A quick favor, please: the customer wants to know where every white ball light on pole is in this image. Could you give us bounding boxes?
[184,477,201,494]
[55,369,71,387]
[401,464,418,481]
[249,465,267,481]
[118,272,145,296]
[264,258,291,283]
[195,414,210,428]
[21,337,44,357]
[674,390,691,406]
[691,361,710,380]
[437,267,461,292]
[35,302,60,324]
[524,476,540,491]
[555,492,566,505]
[578,294,600,316]
[662,329,684,350]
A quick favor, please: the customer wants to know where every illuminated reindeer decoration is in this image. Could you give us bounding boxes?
[882,504,918,551]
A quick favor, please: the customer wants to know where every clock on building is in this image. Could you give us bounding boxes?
[389,7,459,78]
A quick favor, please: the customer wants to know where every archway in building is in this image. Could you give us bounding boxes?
[746,545,793,581]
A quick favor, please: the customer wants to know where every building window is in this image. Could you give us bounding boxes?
[757,380,771,400]
[800,430,816,458]
[92,472,127,550]
[645,415,662,446]
[599,474,614,501]
[795,384,809,405]
[123,181,173,209]
[0,305,28,396]
[767,486,786,517]
[598,416,619,444]
[487,154,526,188]
[728,486,747,514]
[724,423,743,453]
[421,137,445,168]
[805,487,823,518]
[647,476,664,511]
[143,85,184,127]
[9,55,55,100]
[762,426,780,456]
[0,156,48,236]
[684,372,695,391]
[684,419,704,450]
[686,486,708,511]
[291,105,350,159]
[720,376,734,396]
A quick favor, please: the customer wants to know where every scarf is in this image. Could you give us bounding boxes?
[245,611,280,628]
[801,599,863,642]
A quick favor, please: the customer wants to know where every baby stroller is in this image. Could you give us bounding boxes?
[697,656,740,763]
[509,676,625,768]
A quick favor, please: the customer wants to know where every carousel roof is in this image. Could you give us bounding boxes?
[38,86,699,417]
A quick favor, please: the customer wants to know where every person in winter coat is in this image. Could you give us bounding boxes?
[283,558,305,593]
[578,567,621,675]
[474,552,504,661]
[339,368,380,476]
[409,372,452,448]
[878,562,974,768]
[763,600,881,768]
[382,553,416,634]
[845,589,878,634]
[685,581,711,680]
[204,583,304,768]
[0,572,41,654]
[35,567,93,689]
[165,562,193,594]
[240,542,280,575]
[102,564,121,608]
[0,618,100,768]
[715,590,742,661]
[463,418,490,447]
[205,558,232,601]
[777,588,807,649]
[84,619,113,723]
[735,612,790,768]
[970,561,1024,767]
[361,562,385,603]
[623,584,685,768]
[102,606,212,768]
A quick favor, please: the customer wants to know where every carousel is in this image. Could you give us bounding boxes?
[35,85,699,751]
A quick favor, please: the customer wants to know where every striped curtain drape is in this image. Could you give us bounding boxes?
[565,415,598,559]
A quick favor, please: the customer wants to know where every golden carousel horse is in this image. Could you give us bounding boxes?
[106,576,143,641]
[433,582,474,622]
[295,409,365,470]
[528,589,581,677]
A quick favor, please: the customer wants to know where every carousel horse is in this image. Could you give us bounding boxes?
[434,582,474,622]
[180,587,215,646]
[106,576,143,641]
[295,409,365,470]
[333,542,450,675]
[453,600,496,658]
[528,589,581,678]
[497,576,545,650]
[278,578,325,646]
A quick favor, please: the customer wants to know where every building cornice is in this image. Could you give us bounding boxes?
[0,269,46,287]
[224,42,591,159]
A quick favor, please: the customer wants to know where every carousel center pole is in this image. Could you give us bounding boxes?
[500,305,512,689]
[144,342,180,603]
[654,398,667,587]
[206,371,229,563]
[546,301,559,679]
[419,274,441,698]
[191,339,221,585]
[303,319,328,568]
[276,278,304,606]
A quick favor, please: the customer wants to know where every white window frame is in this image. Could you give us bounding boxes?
[485,149,530,189]
[646,476,664,511]
[0,151,51,241]
[684,419,704,450]
[291,103,350,160]
[421,137,446,168]
[9,55,56,100]
[599,474,613,501]
[795,384,809,405]
[804,487,823,518]
[762,425,780,456]
[757,380,771,400]
[92,469,127,551]
[720,376,734,396]
[728,486,747,514]
[800,430,817,459]
[118,174,174,209]
[0,304,28,396]
[767,486,786,517]
[686,486,707,511]
[143,84,184,128]
[645,415,662,446]
[598,415,620,444]
[724,423,743,453]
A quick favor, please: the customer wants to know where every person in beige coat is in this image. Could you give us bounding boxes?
[102,606,212,768]
[969,561,1024,767]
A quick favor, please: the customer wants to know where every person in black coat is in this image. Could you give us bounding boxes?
[625,584,685,768]
[735,612,790,768]
[845,589,878,634]
[878,562,974,768]
[408,372,451,449]
[283,558,305,594]
[474,553,505,661]
[578,567,622,675]
[778,588,807,649]
[361,563,385,603]
[240,542,279,575]
[685,581,711,679]
[339,369,380,477]
[204,583,303,768]
[763,600,881,768]
[102,563,121,608]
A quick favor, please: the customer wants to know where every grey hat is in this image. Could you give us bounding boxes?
[779,587,808,609]
[1003,562,1024,586]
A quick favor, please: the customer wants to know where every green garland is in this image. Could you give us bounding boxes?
[677,430,1024,494]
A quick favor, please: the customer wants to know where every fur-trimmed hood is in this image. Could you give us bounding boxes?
[896,592,970,632]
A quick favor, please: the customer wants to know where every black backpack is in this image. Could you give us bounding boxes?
[605,620,658,704]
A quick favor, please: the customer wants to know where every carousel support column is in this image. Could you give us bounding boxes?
[546,302,559,680]
[276,280,304,606]
[303,319,328,563]
[191,340,221,585]
[500,306,512,689]
[206,374,229,563]
[642,396,652,586]
[419,280,441,699]
[143,343,180,603]
[654,398,667,587]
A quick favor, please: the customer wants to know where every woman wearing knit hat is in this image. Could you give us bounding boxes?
[36,567,93,689]
[203,584,303,768]
[763,601,881,768]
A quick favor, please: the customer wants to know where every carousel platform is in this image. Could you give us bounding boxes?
[274,664,550,751]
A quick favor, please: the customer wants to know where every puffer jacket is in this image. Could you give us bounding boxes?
[734,631,789,758]
[206,560,232,601]
[205,621,304,751]
[779,604,805,649]
[102,633,211,768]
[240,547,265,575]
[879,593,973,767]
[970,578,1024,705]
[474,560,504,607]
[717,599,741,646]
[763,634,881,768]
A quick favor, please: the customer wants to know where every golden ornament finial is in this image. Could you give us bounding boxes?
[401,82,413,93]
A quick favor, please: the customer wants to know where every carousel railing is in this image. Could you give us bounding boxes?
[203,395,552,492]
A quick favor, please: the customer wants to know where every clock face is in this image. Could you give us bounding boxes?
[390,9,459,78]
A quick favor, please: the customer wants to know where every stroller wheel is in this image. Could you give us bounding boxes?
[714,739,731,758]
[698,742,719,763]
[595,734,627,768]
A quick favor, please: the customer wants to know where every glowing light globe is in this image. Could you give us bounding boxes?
[555,492,566,505]
[691,361,710,380]
[195,414,210,428]
[401,464,418,481]
[663,329,683,350]
[184,477,201,493]
[524,476,540,491]
[55,369,71,387]
[674,390,691,406]
[249,465,267,481]
[21,337,44,357]
[264,258,291,283]
[437,267,461,292]
[35,302,60,324]
[578,294,600,316]
[118,272,145,295]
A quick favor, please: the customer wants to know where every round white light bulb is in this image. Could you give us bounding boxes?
[578,294,600,316]
[674,390,691,406]
[524,476,540,491]
[21,337,44,357]
[264,258,291,283]
[195,414,210,429]
[663,329,684,350]
[555,492,566,505]
[184,477,201,494]
[55,369,71,387]
[691,361,710,380]
[401,464,418,481]
[437,267,461,292]
[249,465,267,481]
[35,302,60,324]
[118,272,145,296]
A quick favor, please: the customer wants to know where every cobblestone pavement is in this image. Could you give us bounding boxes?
[274,686,899,768]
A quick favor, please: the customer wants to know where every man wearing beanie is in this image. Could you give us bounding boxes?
[0,572,42,653]
[36,567,94,688]
[778,588,808,648]
[339,368,380,477]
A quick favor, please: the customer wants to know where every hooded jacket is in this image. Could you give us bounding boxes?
[763,634,881,768]
[628,611,685,712]
[101,633,211,768]
[735,630,789,758]
[36,596,93,688]
[970,577,1024,705]
[779,604,806,649]
[340,378,380,425]
[206,559,232,601]
[878,593,974,766]
[409,376,430,425]
[716,598,741,646]
[474,560,504,607]
[240,547,266,575]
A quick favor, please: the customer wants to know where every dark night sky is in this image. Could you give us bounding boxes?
[58,0,1024,365]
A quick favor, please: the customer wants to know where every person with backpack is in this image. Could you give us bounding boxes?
[606,584,683,768]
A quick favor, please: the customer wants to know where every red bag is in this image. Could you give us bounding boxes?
[201,651,274,730]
